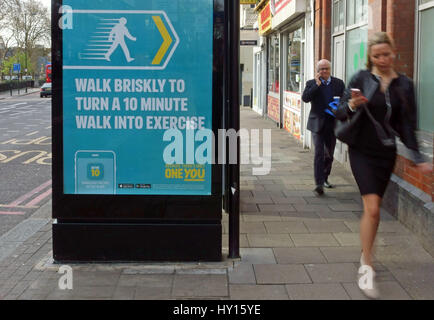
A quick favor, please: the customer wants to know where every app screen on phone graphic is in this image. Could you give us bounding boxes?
[75,151,115,194]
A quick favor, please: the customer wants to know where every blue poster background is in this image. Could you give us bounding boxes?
[62,0,213,195]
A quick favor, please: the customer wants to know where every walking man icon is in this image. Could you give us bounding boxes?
[105,17,136,62]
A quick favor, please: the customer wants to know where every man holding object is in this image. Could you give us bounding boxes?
[302,60,345,196]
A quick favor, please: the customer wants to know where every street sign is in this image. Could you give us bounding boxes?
[240,40,258,46]
[61,1,213,196]
[13,63,21,73]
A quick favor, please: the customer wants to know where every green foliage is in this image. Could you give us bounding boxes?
[1,51,34,75]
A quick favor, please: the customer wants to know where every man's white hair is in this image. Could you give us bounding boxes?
[316,59,331,71]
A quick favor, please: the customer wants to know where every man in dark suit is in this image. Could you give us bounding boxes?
[302,59,345,196]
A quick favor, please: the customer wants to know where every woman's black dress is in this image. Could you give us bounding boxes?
[348,82,398,197]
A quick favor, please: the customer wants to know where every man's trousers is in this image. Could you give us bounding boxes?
[312,122,336,187]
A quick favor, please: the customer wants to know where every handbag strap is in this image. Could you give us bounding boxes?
[361,74,395,147]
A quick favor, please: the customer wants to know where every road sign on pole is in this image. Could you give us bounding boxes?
[13,63,21,73]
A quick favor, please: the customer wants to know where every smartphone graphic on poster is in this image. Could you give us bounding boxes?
[75,150,116,194]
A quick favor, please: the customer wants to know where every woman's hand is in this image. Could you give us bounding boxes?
[348,95,369,110]
[416,162,433,174]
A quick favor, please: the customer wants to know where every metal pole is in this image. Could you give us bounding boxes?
[228,0,240,259]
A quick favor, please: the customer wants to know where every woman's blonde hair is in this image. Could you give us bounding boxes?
[366,32,396,70]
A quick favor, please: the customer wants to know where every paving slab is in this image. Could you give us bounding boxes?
[399,281,434,300]
[304,263,358,283]
[243,214,282,222]
[254,264,311,284]
[271,196,307,205]
[134,286,172,300]
[291,233,340,247]
[264,221,308,234]
[320,246,363,263]
[247,234,294,247]
[279,211,321,222]
[117,274,173,287]
[239,248,276,264]
[229,284,289,300]
[240,222,267,234]
[273,248,327,264]
[342,281,412,300]
[172,274,228,298]
[286,283,350,300]
[228,263,256,284]
[333,233,361,246]
[304,220,352,233]
[316,211,360,221]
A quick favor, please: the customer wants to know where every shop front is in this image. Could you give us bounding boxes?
[270,0,309,139]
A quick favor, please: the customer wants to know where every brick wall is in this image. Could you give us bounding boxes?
[368,0,387,34]
[386,0,416,77]
[384,0,433,201]
[394,155,433,199]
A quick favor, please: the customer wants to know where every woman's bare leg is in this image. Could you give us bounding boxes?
[360,194,382,266]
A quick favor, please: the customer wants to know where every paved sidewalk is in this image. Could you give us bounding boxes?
[0,107,433,300]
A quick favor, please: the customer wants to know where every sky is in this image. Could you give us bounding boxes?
[40,0,51,13]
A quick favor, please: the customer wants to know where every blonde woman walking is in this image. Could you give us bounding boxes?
[335,32,432,299]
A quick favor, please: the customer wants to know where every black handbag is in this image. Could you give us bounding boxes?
[334,105,365,146]
[334,73,396,147]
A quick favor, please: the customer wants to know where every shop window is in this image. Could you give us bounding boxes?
[345,26,367,82]
[418,7,434,131]
[286,29,301,92]
[347,0,367,26]
[333,0,345,33]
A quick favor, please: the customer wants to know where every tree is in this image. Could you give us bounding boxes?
[1,51,34,76]
[3,0,50,75]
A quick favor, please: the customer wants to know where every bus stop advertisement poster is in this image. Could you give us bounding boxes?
[62,1,213,196]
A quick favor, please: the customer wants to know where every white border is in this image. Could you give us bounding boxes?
[62,10,180,70]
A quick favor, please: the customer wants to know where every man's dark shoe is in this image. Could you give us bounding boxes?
[314,185,324,196]
[323,180,333,188]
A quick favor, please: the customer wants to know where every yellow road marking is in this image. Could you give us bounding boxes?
[152,16,172,65]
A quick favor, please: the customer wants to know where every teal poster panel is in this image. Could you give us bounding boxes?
[62,0,213,195]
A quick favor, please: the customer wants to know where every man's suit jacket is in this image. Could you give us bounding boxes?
[302,76,345,133]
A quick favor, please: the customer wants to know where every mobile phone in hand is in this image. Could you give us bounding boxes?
[351,88,361,97]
